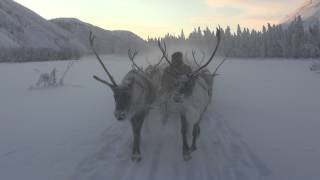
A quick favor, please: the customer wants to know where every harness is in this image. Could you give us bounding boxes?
[130,69,211,125]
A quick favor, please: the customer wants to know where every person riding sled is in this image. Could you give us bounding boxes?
[159,51,192,123]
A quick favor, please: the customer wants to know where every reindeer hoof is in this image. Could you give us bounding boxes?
[191,145,197,152]
[183,149,192,161]
[131,153,142,162]
[183,153,192,161]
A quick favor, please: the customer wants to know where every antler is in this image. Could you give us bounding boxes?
[212,57,227,76]
[212,48,231,77]
[128,48,145,74]
[199,50,206,65]
[89,32,118,87]
[93,75,115,87]
[157,41,172,66]
[146,56,164,74]
[190,28,222,77]
[192,50,200,67]
[192,50,206,68]
[157,40,181,75]
[153,56,164,69]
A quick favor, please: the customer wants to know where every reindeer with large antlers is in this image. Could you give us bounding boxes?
[90,32,156,162]
[157,28,222,160]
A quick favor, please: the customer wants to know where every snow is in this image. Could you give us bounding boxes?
[1,57,320,180]
[214,59,320,180]
[310,61,320,71]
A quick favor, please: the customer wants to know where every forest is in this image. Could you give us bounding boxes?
[148,16,320,59]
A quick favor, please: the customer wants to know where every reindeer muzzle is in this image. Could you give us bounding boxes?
[114,111,127,121]
[173,94,183,103]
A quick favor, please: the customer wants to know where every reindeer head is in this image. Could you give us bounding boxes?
[172,74,197,103]
[94,73,139,121]
[90,32,158,121]
[112,83,134,120]
[90,32,137,121]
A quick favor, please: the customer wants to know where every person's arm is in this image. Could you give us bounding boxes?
[182,64,192,74]
[160,67,170,93]
[186,66,192,74]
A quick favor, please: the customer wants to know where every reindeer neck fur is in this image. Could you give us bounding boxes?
[121,70,156,114]
[182,76,210,117]
[182,75,209,99]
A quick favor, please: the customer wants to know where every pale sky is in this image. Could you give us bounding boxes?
[15,0,304,39]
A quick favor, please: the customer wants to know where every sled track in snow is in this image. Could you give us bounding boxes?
[71,107,272,180]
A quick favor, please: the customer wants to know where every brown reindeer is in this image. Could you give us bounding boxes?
[90,32,157,162]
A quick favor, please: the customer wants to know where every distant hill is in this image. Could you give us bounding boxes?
[282,0,320,27]
[50,18,146,54]
[0,0,85,62]
[0,0,145,62]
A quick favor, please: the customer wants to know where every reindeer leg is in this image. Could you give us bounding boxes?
[36,80,40,87]
[191,123,200,152]
[130,111,146,162]
[180,114,191,161]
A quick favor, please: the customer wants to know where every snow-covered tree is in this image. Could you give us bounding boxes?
[146,15,319,59]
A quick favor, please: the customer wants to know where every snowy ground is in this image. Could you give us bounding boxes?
[0,57,320,180]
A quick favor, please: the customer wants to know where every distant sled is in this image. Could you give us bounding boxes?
[29,61,76,90]
[29,83,83,90]
[29,83,61,90]
[310,61,320,72]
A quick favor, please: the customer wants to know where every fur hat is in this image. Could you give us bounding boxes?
[172,52,183,66]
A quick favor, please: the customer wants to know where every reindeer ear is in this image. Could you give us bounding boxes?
[122,77,135,90]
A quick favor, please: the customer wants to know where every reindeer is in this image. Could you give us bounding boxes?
[89,32,156,162]
[157,28,222,160]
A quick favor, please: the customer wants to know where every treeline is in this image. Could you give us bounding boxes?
[147,16,320,58]
[0,47,81,62]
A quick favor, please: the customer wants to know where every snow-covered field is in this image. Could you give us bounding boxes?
[0,57,320,180]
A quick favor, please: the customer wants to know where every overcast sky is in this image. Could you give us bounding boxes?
[15,0,304,39]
